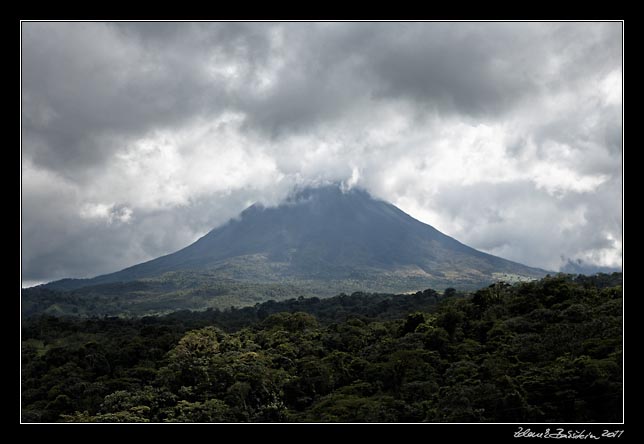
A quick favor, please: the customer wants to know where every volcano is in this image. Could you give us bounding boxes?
[44,185,546,297]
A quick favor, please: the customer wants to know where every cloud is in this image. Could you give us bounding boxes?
[21,22,622,283]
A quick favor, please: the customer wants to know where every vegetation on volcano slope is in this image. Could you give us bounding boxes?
[22,267,506,318]
[21,273,622,422]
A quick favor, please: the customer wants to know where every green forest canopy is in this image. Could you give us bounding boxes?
[21,273,622,423]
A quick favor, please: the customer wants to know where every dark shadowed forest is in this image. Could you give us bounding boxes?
[21,273,622,423]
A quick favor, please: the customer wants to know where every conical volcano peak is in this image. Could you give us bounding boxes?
[283,183,374,205]
[240,184,367,216]
[44,183,546,295]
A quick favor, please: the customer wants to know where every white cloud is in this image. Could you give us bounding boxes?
[79,203,133,225]
[530,162,609,196]
[341,166,361,192]
[79,202,114,220]
[601,69,622,106]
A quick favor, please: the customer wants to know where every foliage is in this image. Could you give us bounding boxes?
[22,273,622,422]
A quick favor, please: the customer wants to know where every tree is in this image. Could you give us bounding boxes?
[444,288,456,298]
[401,312,425,335]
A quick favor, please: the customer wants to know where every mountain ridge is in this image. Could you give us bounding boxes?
[43,185,546,294]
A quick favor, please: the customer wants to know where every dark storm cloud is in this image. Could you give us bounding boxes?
[22,21,621,162]
[22,22,235,174]
[21,21,622,284]
[238,22,622,132]
[363,23,541,116]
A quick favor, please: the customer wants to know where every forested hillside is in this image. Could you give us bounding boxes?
[21,273,622,423]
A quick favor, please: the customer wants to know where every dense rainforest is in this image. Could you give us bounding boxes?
[21,273,622,423]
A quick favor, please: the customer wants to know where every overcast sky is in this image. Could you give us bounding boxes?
[21,21,622,286]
